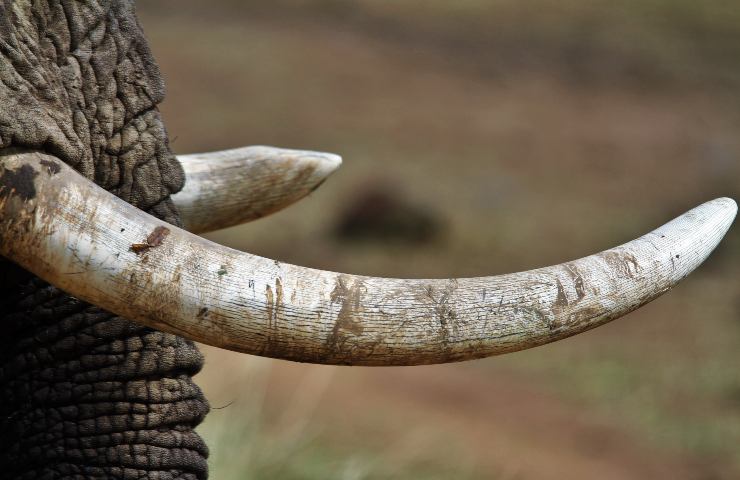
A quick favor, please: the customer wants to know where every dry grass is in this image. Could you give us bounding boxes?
[197,356,484,480]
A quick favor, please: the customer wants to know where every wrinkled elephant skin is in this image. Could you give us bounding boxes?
[0,2,209,478]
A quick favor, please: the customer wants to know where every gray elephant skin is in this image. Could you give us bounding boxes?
[0,2,208,478]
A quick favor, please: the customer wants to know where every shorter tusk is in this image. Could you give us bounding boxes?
[0,152,736,366]
[173,146,342,233]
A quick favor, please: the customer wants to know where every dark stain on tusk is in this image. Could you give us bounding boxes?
[0,164,38,201]
[327,276,366,358]
[39,159,62,176]
[130,226,171,255]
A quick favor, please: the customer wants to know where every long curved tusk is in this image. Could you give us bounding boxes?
[173,146,342,233]
[0,152,736,366]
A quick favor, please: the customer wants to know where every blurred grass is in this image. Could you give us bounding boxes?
[496,277,740,457]
[139,1,739,478]
[198,359,484,480]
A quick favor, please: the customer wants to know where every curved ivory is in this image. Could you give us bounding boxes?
[173,146,342,233]
[0,152,736,366]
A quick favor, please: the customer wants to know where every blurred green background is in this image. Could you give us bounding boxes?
[139,1,739,478]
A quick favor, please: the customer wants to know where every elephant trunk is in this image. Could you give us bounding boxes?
[0,1,210,478]
[0,273,210,478]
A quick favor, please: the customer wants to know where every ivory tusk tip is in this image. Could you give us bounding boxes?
[676,197,737,271]
[247,146,342,193]
[173,146,343,232]
[223,145,342,185]
[708,197,737,234]
[720,196,737,219]
[309,151,343,173]
[278,148,342,180]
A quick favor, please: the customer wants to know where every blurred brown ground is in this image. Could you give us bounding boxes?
[139,2,740,478]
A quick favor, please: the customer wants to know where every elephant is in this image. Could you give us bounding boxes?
[0,1,736,479]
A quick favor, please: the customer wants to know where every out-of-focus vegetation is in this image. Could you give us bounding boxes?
[165,0,740,90]
[198,359,484,480]
[139,1,739,478]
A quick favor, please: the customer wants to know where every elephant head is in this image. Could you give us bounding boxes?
[0,1,736,479]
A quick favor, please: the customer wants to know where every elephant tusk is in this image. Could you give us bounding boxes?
[173,146,342,233]
[0,152,736,366]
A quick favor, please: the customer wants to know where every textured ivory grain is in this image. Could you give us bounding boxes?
[0,152,736,366]
[173,146,342,233]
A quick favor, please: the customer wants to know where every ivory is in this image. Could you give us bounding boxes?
[173,146,342,233]
[0,152,736,366]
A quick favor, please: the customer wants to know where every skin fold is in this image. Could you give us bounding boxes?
[0,1,209,478]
